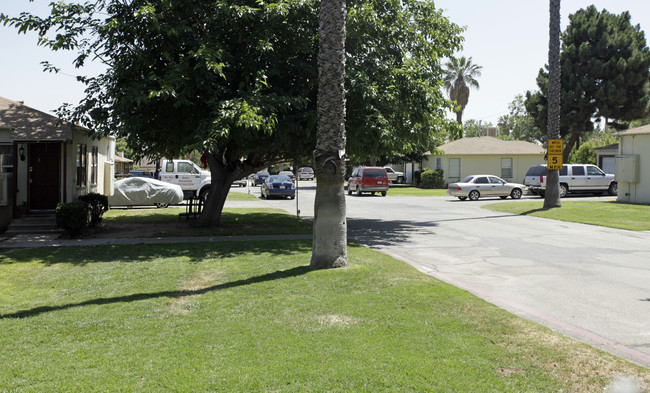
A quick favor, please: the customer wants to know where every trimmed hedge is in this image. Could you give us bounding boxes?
[420,169,445,189]
[79,192,109,227]
[56,202,89,236]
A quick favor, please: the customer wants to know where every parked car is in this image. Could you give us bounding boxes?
[297,167,315,180]
[109,177,184,208]
[129,170,155,178]
[524,164,617,197]
[347,167,389,196]
[253,170,270,186]
[261,175,295,199]
[278,171,296,181]
[384,166,405,184]
[447,175,525,201]
[231,178,247,187]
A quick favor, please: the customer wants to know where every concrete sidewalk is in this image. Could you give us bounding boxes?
[0,233,312,249]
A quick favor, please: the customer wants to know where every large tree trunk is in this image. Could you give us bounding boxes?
[196,152,245,227]
[544,0,562,209]
[311,0,348,269]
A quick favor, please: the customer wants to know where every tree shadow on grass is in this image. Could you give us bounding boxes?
[0,239,314,266]
[0,265,313,319]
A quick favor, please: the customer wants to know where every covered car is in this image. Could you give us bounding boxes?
[447,175,525,201]
[109,177,184,208]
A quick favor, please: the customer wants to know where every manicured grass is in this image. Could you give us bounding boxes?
[484,201,650,231]
[1,241,647,392]
[102,207,312,236]
[387,187,448,197]
[226,190,259,201]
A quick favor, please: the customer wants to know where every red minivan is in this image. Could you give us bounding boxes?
[347,167,389,196]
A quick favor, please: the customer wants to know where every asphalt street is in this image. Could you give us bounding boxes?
[243,181,650,368]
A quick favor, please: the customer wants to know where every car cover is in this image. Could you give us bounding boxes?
[109,177,184,206]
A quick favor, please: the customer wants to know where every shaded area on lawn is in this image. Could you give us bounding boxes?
[0,265,312,319]
[0,239,316,265]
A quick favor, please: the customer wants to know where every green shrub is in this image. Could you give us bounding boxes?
[419,169,445,189]
[56,202,89,236]
[79,193,109,227]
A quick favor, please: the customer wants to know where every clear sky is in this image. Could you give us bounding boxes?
[1,0,650,125]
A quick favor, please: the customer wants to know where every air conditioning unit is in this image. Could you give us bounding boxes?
[0,173,13,206]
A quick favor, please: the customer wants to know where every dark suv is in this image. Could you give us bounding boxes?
[347,167,389,196]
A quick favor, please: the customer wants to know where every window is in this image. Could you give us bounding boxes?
[0,145,13,173]
[436,157,442,170]
[489,176,503,184]
[587,165,603,176]
[178,161,195,173]
[501,158,513,178]
[76,144,87,188]
[449,158,460,178]
[475,176,489,184]
[90,146,98,185]
[166,161,174,172]
[572,166,585,176]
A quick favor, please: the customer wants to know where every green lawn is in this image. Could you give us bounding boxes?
[102,207,312,236]
[387,187,448,197]
[1,241,647,392]
[226,190,259,201]
[484,201,650,231]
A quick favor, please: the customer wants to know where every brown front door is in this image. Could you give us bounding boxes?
[29,143,61,209]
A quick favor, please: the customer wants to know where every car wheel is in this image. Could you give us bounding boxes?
[608,182,618,196]
[356,187,362,196]
[155,203,169,208]
[199,188,210,201]
[397,176,405,184]
[347,186,352,195]
[381,191,387,196]
[469,190,480,201]
[511,188,522,199]
[290,195,295,200]
[458,196,467,201]
[559,184,568,198]
[538,191,545,198]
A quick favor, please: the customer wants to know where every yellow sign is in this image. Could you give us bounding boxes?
[547,139,563,170]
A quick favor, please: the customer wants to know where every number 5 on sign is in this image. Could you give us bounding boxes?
[547,139,563,170]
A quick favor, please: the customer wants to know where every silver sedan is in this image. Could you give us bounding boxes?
[447,175,526,201]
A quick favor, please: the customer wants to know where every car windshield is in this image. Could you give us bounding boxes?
[269,175,291,182]
[461,176,475,183]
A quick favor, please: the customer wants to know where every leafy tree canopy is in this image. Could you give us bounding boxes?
[1,0,463,225]
[525,5,650,157]
[497,94,544,144]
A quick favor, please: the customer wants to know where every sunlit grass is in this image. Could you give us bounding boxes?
[1,241,647,392]
[484,201,650,231]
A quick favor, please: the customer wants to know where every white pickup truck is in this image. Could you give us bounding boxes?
[158,159,211,200]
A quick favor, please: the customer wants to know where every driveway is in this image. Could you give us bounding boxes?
[245,183,650,368]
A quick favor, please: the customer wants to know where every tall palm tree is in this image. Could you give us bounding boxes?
[443,56,482,138]
[544,0,562,208]
[310,0,348,268]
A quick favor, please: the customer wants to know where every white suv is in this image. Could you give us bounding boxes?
[524,164,617,197]
[383,167,405,184]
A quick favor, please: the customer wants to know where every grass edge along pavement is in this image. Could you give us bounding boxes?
[483,200,650,231]
[0,240,648,392]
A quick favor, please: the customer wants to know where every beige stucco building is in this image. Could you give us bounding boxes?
[616,124,650,204]
[424,136,545,185]
[0,97,115,231]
